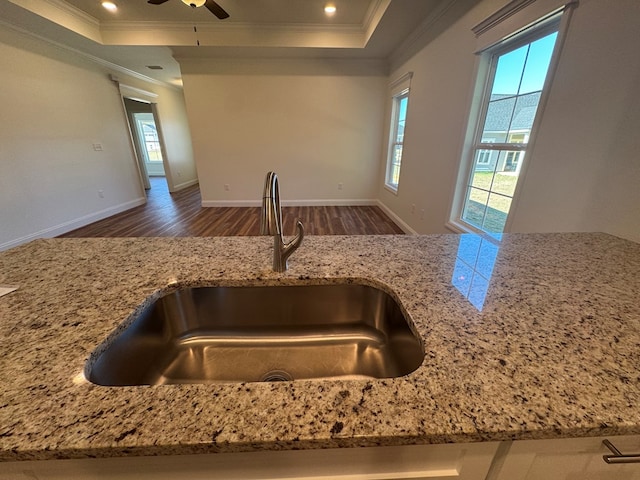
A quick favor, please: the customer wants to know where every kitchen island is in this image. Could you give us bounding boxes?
[0,233,639,464]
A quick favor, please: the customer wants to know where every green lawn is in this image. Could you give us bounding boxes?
[470,171,518,196]
[463,172,519,233]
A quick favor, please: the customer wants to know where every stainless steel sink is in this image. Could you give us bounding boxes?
[86,284,424,385]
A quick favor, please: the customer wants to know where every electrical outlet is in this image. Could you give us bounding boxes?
[338,183,343,190]
[410,204,416,214]
[177,170,183,178]
[224,184,230,191]
[420,209,425,220]
[98,190,104,198]
[92,143,103,151]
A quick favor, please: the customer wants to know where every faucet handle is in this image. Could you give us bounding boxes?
[272,220,304,272]
[284,220,304,252]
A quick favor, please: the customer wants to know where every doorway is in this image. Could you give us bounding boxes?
[133,112,165,177]
[123,97,169,192]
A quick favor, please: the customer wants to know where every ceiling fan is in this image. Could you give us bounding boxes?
[147,0,230,20]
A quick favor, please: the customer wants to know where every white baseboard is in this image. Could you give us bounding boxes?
[0,197,146,252]
[375,200,418,235]
[201,199,260,207]
[171,179,198,192]
[1,197,412,252]
[200,198,414,235]
[201,199,378,208]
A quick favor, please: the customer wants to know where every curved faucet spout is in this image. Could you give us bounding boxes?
[260,172,282,236]
[260,171,304,272]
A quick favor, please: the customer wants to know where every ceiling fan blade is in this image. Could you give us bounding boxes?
[147,0,170,4]
[204,0,230,19]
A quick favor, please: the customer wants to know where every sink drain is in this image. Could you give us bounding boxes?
[260,370,294,382]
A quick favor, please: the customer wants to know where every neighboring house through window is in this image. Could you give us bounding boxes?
[449,1,576,237]
[385,73,412,193]
[476,139,495,167]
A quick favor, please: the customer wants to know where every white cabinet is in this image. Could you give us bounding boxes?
[488,435,640,480]
[4,436,640,479]
[0,442,499,480]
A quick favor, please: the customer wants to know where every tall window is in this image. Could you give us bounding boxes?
[457,17,560,235]
[386,92,408,190]
[385,72,412,192]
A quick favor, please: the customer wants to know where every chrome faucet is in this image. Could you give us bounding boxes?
[260,171,304,272]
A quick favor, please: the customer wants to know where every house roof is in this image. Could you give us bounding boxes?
[483,91,542,134]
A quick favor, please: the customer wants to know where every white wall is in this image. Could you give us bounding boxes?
[0,24,141,249]
[592,91,640,242]
[0,23,197,250]
[178,58,387,206]
[377,0,499,234]
[509,0,640,242]
[3,0,638,247]
[381,0,640,242]
[152,86,198,192]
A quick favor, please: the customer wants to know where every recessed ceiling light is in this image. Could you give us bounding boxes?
[324,4,337,15]
[102,1,117,12]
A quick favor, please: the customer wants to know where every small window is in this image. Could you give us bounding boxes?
[477,150,492,165]
[453,15,562,236]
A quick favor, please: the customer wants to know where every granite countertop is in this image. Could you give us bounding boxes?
[0,233,639,461]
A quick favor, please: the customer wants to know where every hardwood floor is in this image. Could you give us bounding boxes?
[60,177,404,237]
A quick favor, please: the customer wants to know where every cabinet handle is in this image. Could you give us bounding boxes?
[602,439,640,464]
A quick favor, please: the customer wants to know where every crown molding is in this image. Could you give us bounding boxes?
[472,0,537,36]
[100,21,365,49]
[388,0,467,71]
[7,0,101,42]
[389,71,413,89]
[0,17,177,89]
[115,81,160,101]
[363,0,391,43]
[8,0,99,25]
[40,0,99,25]
[101,20,362,31]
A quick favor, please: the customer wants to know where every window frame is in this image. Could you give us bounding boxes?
[385,90,409,193]
[448,9,569,237]
[384,72,412,194]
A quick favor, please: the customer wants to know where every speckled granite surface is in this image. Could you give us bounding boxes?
[0,233,638,461]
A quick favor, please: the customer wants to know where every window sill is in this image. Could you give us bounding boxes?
[445,220,467,234]
[384,184,399,195]
[446,220,504,243]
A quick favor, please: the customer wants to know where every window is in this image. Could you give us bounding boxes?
[386,92,408,190]
[453,13,563,236]
[134,112,163,163]
[477,150,492,165]
[385,72,412,192]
